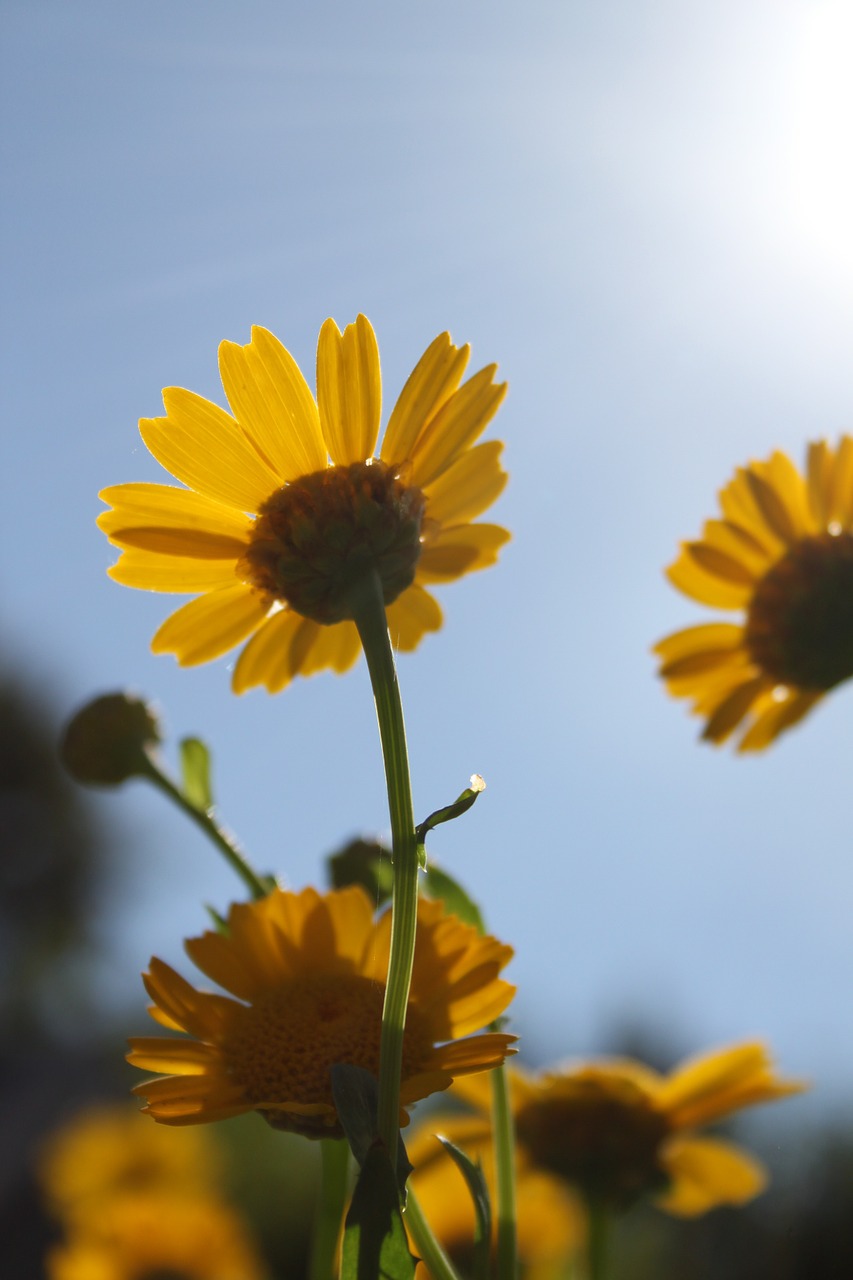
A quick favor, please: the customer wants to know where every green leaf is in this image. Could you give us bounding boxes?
[422,864,486,934]
[179,737,213,810]
[204,903,229,935]
[341,1143,418,1280]
[436,1137,492,1280]
[327,837,394,906]
[330,1064,411,1197]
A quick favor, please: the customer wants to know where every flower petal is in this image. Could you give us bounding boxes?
[230,608,304,694]
[151,585,269,665]
[417,523,511,584]
[386,585,443,652]
[126,1037,220,1076]
[107,551,238,592]
[218,326,326,482]
[653,623,745,665]
[666,546,754,608]
[141,389,281,511]
[658,1135,767,1216]
[381,332,471,465]
[737,688,823,753]
[410,366,507,489]
[423,441,508,527]
[659,1042,804,1129]
[700,675,767,743]
[98,484,252,555]
[316,315,381,464]
[827,435,853,529]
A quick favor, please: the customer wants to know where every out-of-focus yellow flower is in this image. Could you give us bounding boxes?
[408,1112,584,1280]
[46,1193,266,1280]
[38,1103,221,1222]
[655,438,853,749]
[415,1043,803,1219]
[99,317,508,693]
[129,886,515,1138]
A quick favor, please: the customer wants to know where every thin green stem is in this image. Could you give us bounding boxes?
[405,1188,464,1280]
[490,1062,518,1280]
[140,756,271,901]
[586,1201,610,1280]
[310,1139,350,1280]
[349,571,419,1167]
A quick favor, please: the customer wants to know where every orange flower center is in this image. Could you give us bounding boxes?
[514,1080,669,1209]
[223,973,433,1138]
[237,460,426,624]
[745,532,853,689]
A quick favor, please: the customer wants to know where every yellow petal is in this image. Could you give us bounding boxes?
[827,435,853,528]
[381,332,470,465]
[410,366,507,489]
[684,542,756,585]
[423,440,508,527]
[666,547,753,608]
[98,484,252,552]
[718,469,787,557]
[659,1042,802,1129]
[745,468,799,546]
[701,519,774,577]
[218,326,326,481]
[316,315,381,464]
[141,388,281,511]
[657,1135,766,1216]
[701,676,767,743]
[108,550,238,592]
[653,623,744,665]
[151,585,269,665]
[737,688,823,753]
[386,585,443,652]
[807,439,833,527]
[230,608,304,694]
[764,450,814,535]
[417,523,511,584]
[126,1037,218,1075]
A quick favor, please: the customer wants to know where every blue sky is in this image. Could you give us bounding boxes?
[4,1,853,1113]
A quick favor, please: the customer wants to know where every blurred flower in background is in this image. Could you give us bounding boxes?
[656,437,853,750]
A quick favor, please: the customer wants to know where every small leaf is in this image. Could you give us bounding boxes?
[341,1143,418,1280]
[437,1136,492,1280]
[330,1063,411,1196]
[179,737,213,810]
[204,903,229,935]
[422,865,485,934]
[327,838,394,906]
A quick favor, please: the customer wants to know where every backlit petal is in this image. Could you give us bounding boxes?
[316,315,381,464]
[108,551,238,592]
[658,1136,766,1216]
[410,366,507,489]
[386,584,443,652]
[381,332,470,465]
[418,523,511,584]
[151,585,269,666]
[423,440,508,527]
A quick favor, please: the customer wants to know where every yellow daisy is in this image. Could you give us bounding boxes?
[128,885,516,1138]
[655,437,853,749]
[46,1193,265,1280]
[99,317,508,693]
[38,1103,222,1222]
[414,1043,802,1217]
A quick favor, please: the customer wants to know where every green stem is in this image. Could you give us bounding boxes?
[587,1200,610,1280]
[349,571,419,1167]
[490,1062,518,1280]
[140,756,271,901]
[311,1139,350,1280]
[405,1188,464,1280]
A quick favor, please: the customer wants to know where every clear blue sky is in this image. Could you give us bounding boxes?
[4,1,853,1111]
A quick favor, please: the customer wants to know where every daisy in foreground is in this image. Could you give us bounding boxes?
[99,317,508,692]
[412,1042,803,1219]
[128,885,515,1137]
[655,437,853,749]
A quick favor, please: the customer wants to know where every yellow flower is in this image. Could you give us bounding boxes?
[408,1114,584,1280]
[99,318,508,693]
[46,1193,265,1280]
[38,1103,222,1222]
[129,885,516,1138]
[414,1043,803,1218]
[655,438,853,749]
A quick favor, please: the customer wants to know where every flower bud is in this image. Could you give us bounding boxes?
[61,692,161,786]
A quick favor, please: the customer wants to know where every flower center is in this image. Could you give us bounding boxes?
[514,1081,670,1209]
[745,532,853,690]
[238,460,426,624]
[223,973,433,1138]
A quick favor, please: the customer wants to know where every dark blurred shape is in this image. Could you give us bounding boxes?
[327,836,393,905]
[60,691,160,787]
[0,674,105,1037]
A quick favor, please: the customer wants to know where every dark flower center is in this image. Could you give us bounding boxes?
[238,460,426,624]
[514,1083,670,1210]
[745,532,853,690]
